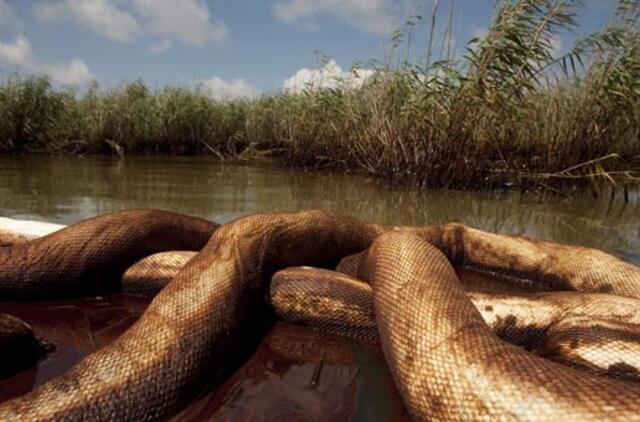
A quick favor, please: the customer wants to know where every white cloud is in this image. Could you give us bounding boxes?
[283,60,375,94]
[33,0,228,48]
[0,35,33,68]
[133,0,228,47]
[148,39,172,54]
[199,76,259,100]
[43,59,95,85]
[33,0,141,43]
[272,0,396,35]
[0,34,94,86]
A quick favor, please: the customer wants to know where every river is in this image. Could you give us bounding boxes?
[1,155,638,264]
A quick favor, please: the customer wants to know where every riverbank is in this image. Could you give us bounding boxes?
[1,1,638,193]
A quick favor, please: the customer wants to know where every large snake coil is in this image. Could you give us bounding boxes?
[0,209,639,420]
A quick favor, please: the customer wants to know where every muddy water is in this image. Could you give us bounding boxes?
[1,155,638,264]
[0,155,638,420]
[0,293,409,421]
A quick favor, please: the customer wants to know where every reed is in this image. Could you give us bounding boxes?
[0,0,638,192]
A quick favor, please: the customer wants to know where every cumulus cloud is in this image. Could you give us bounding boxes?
[283,60,375,94]
[0,34,95,86]
[272,0,396,35]
[0,35,33,68]
[199,76,259,100]
[32,0,228,47]
[133,0,228,47]
[43,59,95,85]
[33,0,141,43]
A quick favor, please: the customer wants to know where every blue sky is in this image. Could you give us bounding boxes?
[0,0,618,97]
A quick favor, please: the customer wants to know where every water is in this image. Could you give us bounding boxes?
[1,155,638,419]
[1,155,638,264]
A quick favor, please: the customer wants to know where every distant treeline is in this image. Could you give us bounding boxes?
[1,0,638,192]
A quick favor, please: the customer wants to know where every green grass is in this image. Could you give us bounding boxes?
[1,0,639,193]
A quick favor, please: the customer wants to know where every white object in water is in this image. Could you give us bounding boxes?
[0,217,65,242]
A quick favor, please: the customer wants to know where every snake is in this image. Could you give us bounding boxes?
[0,209,217,298]
[0,210,639,420]
[271,267,640,381]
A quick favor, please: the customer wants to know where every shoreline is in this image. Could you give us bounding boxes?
[2,151,638,199]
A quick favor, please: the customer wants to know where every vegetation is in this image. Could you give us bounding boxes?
[0,0,639,193]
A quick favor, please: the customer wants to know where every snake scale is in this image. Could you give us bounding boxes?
[0,209,639,420]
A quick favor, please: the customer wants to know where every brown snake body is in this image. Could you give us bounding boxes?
[0,209,217,298]
[0,210,639,420]
[271,267,640,381]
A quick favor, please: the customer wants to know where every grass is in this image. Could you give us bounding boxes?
[0,0,639,194]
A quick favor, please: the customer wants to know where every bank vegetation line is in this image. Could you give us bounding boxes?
[0,0,638,194]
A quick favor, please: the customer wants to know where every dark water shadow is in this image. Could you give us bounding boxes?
[0,295,408,421]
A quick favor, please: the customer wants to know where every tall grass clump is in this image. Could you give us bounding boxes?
[0,0,638,193]
[248,0,640,191]
[0,78,250,155]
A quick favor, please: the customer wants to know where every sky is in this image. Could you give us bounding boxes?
[0,0,619,98]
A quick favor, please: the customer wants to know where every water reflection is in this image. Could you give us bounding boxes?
[174,323,407,421]
[0,295,408,421]
[0,156,638,264]
[0,295,148,402]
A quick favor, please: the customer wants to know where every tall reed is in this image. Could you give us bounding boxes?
[0,0,638,192]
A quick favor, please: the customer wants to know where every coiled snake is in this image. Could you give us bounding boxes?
[0,209,639,420]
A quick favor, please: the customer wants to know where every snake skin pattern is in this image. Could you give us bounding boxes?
[0,210,639,420]
[362,232,640,419]
[271,267,640,381]
[0,210,377,420]
[0,210,217,298]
